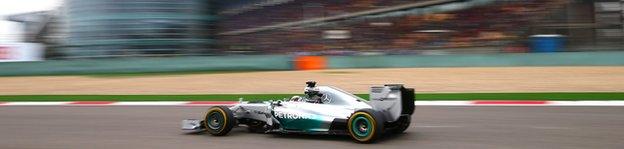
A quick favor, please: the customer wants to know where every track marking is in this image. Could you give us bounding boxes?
[113,101,188,106]
[185,101,238,106]
[1,101,624,106]
[414,101,471,106]
[69,101,116,106]
[415,101,624,106]
[472,101,549,105]
[1,102,71,106]
[549,101,624,106]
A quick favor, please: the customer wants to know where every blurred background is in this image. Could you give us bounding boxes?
[0,0,621,58]
[0,0,622,73]
[2,2,623,148]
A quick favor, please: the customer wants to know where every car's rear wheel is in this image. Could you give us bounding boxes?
[204,106,236,136]
[389,115,411,134]
[347,109,384,143]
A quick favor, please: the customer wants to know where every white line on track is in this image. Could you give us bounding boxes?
[548,101,624,106]
[112,101,188,106]
[414,101,472,106]
[1,101,624,106]
[414,101,624,106]
[1,102,71,106]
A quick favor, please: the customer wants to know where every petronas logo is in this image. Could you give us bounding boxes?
[274,111,313,120]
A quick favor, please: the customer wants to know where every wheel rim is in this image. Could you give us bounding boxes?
[206,111,224,130]
[351,116,372,138]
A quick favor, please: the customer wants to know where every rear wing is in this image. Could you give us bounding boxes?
[369,84,415,122]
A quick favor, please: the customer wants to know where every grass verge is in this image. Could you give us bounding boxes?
[0,92,623,101]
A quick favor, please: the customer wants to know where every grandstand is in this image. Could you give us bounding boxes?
[217,0,622,54]
[4,0,623,58]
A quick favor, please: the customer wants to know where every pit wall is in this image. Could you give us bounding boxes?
[1,51,624,76]
[0,55,292,76]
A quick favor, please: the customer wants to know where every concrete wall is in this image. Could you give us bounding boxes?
[328,52,624,68]
[1,51,623,76]
[0,55,292,76]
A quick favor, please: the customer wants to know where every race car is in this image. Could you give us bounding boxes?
[182,81,415,143]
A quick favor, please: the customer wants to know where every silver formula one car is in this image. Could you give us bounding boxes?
[182,81,414,143]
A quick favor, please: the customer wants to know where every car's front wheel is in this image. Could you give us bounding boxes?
[204,106,236,136]
[347,109,384,143]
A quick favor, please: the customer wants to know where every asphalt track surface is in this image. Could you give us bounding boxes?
[1,106,623,149]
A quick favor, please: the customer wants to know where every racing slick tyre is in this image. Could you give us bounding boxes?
[204,106,236,136]
[388,115,411,134]
[347,109,385,143]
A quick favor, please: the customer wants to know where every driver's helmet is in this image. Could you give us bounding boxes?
[304,86,320,97]
[304,81,320,97]
[304,81,323,103]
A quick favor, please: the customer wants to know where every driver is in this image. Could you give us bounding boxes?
[304,81,324,104]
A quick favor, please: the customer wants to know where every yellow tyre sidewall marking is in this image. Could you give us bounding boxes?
[348,112,376,142]
[205,107,228,133]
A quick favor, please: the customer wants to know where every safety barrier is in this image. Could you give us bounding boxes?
[1,51,623,76]
[327,51,624,68]
[0,55,292,76]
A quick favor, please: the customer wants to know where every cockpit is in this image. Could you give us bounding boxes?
[290,86,365,105]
